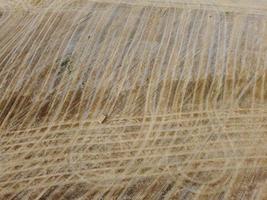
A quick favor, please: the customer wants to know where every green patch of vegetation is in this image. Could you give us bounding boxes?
[58,56,73,75]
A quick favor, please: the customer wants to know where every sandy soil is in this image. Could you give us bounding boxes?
[0,0,267,199]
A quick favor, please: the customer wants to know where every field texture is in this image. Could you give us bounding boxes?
[0,0,267,199]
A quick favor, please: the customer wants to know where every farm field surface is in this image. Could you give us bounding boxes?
[0,0,267,199]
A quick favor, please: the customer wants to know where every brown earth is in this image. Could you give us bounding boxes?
[0,0,267,199]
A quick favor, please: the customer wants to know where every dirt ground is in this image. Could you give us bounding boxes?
[0,0,267,199]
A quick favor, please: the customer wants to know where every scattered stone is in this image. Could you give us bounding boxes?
[98,114,106,124]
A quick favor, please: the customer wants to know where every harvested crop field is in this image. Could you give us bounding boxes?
[0,0,267,199]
